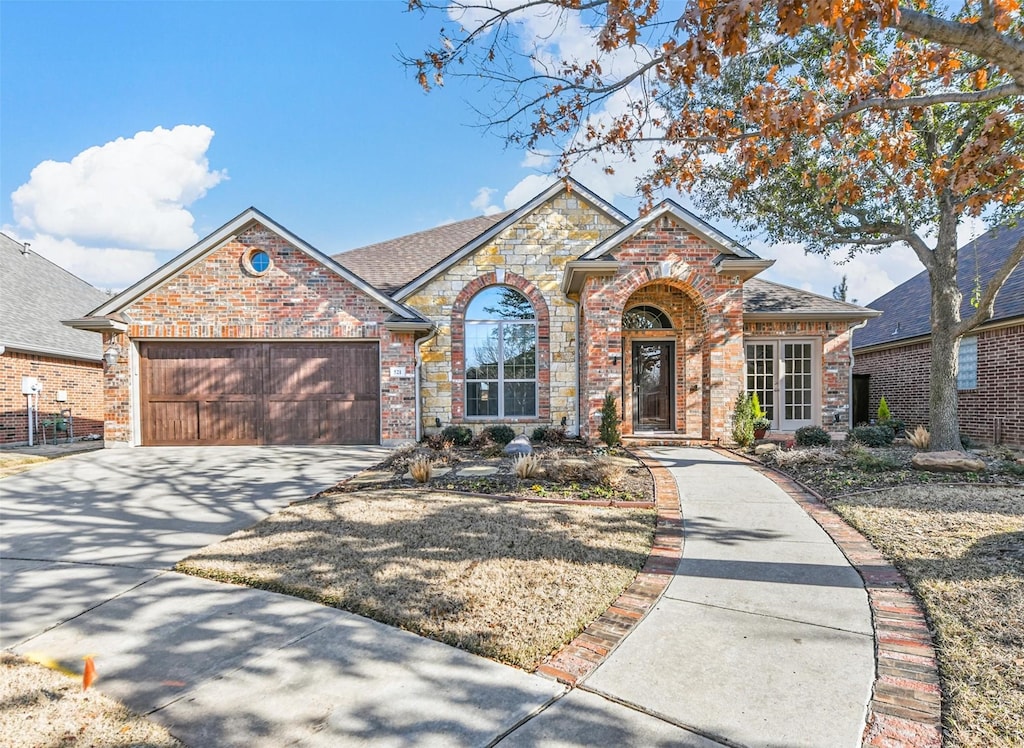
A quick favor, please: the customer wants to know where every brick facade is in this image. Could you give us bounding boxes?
[854,322,1024,446]
[1,350,104,444]
[103,223,418,445]
[407,193,621,436]
[580,214,746,441]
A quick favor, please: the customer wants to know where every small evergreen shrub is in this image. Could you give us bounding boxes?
[849,424,895,447]
[532,427,549,442]
[731,393,755,447]
[441,425,473,446]
[599,393,621,447]
[877,396,891,423]
[795,425,832,447]
[484,425,516,446]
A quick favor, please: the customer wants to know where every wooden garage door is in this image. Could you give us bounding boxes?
[140,342,379,445]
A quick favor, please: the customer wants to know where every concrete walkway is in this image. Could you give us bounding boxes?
[1,446,876,746]
[575,447,876,747]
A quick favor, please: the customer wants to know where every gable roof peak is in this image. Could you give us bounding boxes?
[81,207,427,322]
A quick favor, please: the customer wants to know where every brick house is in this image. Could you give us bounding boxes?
[853,223,1024,447]
[1,233,108,444]
[66,179,878,446]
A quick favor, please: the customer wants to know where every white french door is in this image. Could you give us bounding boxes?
[745,339,817,431]
[780,342,815,430]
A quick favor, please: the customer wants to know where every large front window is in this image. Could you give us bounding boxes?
[465,286,537,418]
[745,339,817,430]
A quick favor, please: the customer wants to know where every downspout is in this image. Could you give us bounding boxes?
[414,326,439,443]
[568,296,582,437]
[848,319,870,430]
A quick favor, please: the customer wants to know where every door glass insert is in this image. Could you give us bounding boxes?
[745,343,775,422]
[783,342,813,424]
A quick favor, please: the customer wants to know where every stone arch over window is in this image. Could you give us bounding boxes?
[451,271,550,422]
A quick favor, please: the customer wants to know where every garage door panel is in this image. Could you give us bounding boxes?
[201,401,261,443]
[146,402,200,444]
[141,342,380,445]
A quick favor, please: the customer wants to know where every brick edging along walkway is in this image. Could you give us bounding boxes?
[536,449,682,685]
[712,447,943,748]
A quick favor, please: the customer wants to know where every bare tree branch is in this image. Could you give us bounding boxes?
[955,233,1024,336]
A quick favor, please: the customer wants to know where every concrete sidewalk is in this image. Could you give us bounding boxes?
[3,446,876,746]
[573,447,876,747]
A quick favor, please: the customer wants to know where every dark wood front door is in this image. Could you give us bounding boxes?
[140,342,380,445]
[633,341,674,431]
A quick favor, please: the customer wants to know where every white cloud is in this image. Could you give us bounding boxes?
[470,187,502,215]
[12,125,224,251]
[5,232,166,290]
[6,124,224,290]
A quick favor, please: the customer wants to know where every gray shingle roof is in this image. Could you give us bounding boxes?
[0,233,109,360]
[853,223,1024,350]
[743,278,879,318]
[334,212,513,294]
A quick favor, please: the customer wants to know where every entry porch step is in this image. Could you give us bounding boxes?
[622,434,721,448]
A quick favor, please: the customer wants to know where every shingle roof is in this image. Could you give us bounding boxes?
[334,212,513,294]
[743,278,880,318]
[853,223,1024,350]
[0,233,109,360]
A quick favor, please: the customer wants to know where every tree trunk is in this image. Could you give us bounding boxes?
[928,214,964,452]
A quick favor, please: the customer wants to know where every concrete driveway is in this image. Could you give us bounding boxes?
[0,446,567,746]
[1,446,389,645]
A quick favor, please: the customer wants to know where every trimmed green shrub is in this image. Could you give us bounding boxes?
[877,396,891,423]
[731,393,755,447]
[795,425,832,447]
[851,447,901,472]
[849,424,895,447]
[599,393,621,447]
[440,425,473,446]
[484,425,516,446]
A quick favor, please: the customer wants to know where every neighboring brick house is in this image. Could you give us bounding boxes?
[853,223,1024,447]
[67,179,878,446]
[1,233,107,444]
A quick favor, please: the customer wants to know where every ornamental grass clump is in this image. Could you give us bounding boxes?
[908,425,931,449]
[409,455,433,483]
[513,453,542,479]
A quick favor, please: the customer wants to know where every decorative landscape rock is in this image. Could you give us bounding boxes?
[503,435,533,456]
[911,450,986,473]
[346,470,395,487]
[754,443,778,455]
[456,465,499,477]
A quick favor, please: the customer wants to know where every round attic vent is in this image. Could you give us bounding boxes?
[243,248,272,276]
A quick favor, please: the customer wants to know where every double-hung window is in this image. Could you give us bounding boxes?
[465,286,537,418]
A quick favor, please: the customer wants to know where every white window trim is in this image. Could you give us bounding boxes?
[464,317,539,420]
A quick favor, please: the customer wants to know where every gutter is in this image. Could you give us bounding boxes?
[414,325,439,442]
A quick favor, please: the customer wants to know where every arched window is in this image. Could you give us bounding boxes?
[465,286,537,418]
[623,305,672,330]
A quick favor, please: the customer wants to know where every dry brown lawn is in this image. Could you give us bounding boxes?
[0,653,183,748]
[177,489,655,670]
[830,485,1023,747]
[0,454,51,479]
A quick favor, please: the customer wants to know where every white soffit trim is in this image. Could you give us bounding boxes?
[86,208,424,321]
[579,199,758,260]
[393,177,631,301]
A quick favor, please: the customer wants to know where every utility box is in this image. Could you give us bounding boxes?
[21,376,42,395]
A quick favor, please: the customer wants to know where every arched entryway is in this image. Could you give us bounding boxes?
[620,282,707,437]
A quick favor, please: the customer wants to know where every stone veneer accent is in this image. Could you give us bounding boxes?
[579,214,745,441]
[407,192,622,435]
[743,319,859,432]
[102,223,418,445]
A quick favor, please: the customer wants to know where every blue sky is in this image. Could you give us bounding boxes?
[1,0,931,300]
